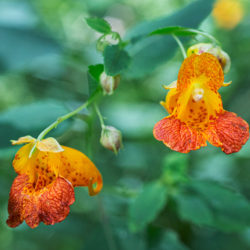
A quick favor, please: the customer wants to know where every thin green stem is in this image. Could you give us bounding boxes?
[187,28,220,45]
[29,91,100,157]
[94,103,105,128]
[172,34,187,59]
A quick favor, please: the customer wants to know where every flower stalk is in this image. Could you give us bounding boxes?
[29,90,101,157]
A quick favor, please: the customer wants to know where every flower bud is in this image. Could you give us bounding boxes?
[96,32,120,52]
[100,126,122,154]
[100,72,120,95]
[187,43,231,73]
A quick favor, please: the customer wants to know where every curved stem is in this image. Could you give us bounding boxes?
[29,91,101,157]
[94,103,105,129]
[172,34,187,59]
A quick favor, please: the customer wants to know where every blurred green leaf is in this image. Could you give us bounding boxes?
[124,0,215,78]
[235,139,250,159]
[162,153,188,185]
[85,17,111,34]
[0,100,71,150]
[175,180,250,232]
[175,193,213,226]
[87,64,103,97]
[129,181,168,232]
[0,25,61,73]
[104,45,130,76]
[151,230,189,250]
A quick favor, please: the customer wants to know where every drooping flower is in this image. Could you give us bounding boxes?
[212,0,244,30]
[153,53,249,154]
[187,43,231,74]
[7,136,103,228]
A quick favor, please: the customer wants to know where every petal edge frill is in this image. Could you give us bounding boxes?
[205,111,249,154]
[153,116,207,153]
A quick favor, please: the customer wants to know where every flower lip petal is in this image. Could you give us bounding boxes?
[7,175,75,228]
[205,111,249,154]
[153,116,207,153]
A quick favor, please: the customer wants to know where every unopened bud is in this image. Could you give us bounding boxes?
[100,72,120,95]
[100,126,122,154]
[96,32,120,52]
[187,43,231,73]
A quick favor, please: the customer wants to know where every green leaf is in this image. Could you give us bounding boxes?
[175,192,213,226]
[175,180,250,232]
[129,181,168,232]
[150,26,197,36]
[149,26,219,44]
[162,153,189,185]
[152,230,189,250]
[85,17,111,34]
[236,139,250,159]
[87,64,104,97]
[124,0,215,78]
[104,45,130,76]
[0,25,61,73]
[0,100,71,151]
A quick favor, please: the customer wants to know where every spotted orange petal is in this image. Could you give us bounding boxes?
[13,143,61,184]
[7,175,75,228]
[205,111,249,154]
[161,88,179,115]
[153,116,207,153]
[59,146,103,196]
[177,53,224,92]
[13,143,102,195]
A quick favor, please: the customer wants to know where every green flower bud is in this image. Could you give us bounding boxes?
[187,43,231,73]
[100,126,122,154]
[96,32,120,52]
[100,72,120,95]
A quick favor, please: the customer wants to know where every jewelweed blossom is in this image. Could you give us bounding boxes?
[153,53,249,154]
[7,136,102,228]
[212,0,244,29]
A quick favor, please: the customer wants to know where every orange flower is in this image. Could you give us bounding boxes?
[212,0,244,29]
[7,137,103,228]
[153,53,249,154]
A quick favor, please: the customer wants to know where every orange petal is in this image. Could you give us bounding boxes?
[205,111,249,154]
[177,53,224,92]
[13,143,35,176]
[59,146,103,195]
[13,143,60,182]
[153,116,207,153]
[161,88,179,115]
[7,175,75,228]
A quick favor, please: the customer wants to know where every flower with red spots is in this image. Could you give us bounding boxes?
[7,136,103,228]
[153,53,249,154]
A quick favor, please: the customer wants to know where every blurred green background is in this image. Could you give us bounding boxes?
[0,0,250,249]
